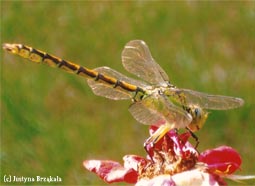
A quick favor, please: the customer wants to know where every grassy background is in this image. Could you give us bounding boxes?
[1,1,254,185]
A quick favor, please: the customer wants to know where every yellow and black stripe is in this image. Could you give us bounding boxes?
[2,43,145,96]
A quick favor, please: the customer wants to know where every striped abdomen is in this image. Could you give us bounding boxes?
[3,43,146,100]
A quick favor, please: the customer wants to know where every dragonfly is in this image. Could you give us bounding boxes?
[2,40,244,146]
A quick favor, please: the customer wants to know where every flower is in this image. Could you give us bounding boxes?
[83,126,251,185]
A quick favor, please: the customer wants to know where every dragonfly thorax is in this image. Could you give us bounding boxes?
[186,105,208,132]
[147,86,169,97]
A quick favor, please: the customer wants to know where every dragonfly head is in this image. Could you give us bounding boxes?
[187,105,208,132]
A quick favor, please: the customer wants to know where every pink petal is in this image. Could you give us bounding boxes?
[83,160,121,181]
[83,160,138,183]
[172,169,221,186]
[136,175,175,186]
[199,146,242,175]
[123,155,147,171]
[136,170,222,186]
[178,131,191,144]
[105,166,138,183]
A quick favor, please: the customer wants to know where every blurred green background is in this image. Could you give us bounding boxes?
[1,1,254,185]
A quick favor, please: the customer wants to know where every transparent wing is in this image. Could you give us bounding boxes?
[122,40,169,85]
[170,88,244,110]
[129,93,192,128]
[87,66,148,100]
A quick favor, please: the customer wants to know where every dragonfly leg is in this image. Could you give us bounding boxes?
[146,124,173,146]
[132,87,146,102]
[144,124,173,161]
[185,127,200,149]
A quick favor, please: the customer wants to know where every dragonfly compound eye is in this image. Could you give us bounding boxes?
[194,108,201,119]
[187,106,208,132]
